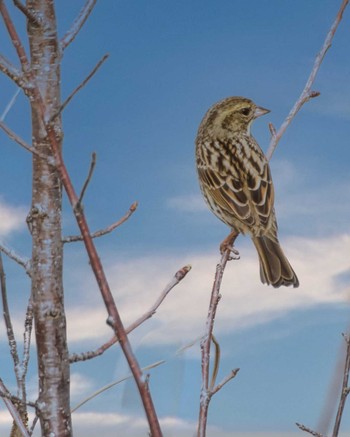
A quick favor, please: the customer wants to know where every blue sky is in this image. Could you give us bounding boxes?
[0,0,350,436]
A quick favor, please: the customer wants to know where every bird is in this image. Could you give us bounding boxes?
[195,96,299,288]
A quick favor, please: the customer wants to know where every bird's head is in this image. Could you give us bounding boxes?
[197,96,270,139]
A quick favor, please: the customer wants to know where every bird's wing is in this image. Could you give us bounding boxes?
[197,137,275,231]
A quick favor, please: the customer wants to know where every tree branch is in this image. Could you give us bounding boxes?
[63,201,138,243]
[197,247,236,436]
[60,0,98,50]
[0,1,30,72]
[76,152,97,208]
[332,333,350,436]
[13,0,41,27]
[266,0,350,160]
[0,242,31,276]
[0,54,27,88]
[71,360,165,413]
[69,264,191,363]
[0,253,20,376]
[296,423,326,437]
[49,54,109,123]
[0,119,50,161]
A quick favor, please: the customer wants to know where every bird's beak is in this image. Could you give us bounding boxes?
[254,106,270,119]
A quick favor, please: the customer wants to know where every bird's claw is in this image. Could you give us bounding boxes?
[220,241,240,260]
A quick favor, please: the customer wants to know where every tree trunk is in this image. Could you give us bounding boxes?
[27,1,72,435]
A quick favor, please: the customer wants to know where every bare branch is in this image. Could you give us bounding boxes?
[0,253,20,372]
[21,297,34,391]
[69,264,191,363]
[266,0,350,160]
[332,333,350,436]
[49,54,109,123]
[77,152,97,208]
[71,360,165,413]
[0,1,30,72]
[1,88,20,121]
[0,379,30,437]
[63,201,138,243]
[60,0,98,50]
[209,335,220,390]
[211,368,240,396]
[0,242,31,276]
[0,120,50,161]
[296,423,326,437]
[13,0,41,26]
[0,54,27,88]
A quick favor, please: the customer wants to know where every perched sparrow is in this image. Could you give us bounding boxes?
[195,96,299,288]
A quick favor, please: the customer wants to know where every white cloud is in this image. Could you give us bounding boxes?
[2,234,349,348]
[63,233,350,347]
[0,200,26,235]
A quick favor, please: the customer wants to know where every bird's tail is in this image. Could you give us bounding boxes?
[252,236,299,288]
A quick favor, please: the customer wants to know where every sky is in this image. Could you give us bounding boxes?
[0,0,350,436]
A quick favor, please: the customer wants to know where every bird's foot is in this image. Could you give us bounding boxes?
[220,232,240,260]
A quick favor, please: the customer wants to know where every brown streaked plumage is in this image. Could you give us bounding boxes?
[195,96,299,288]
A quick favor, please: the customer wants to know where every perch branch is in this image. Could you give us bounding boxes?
[60,0,98,50]
[266,0,349,160]
[69,264,191,363]
[49,54,109,123]
[197,247,236,436]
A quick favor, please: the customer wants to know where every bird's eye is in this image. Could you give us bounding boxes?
[240,107,251,116]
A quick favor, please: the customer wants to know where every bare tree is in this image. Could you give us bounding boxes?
[0,2,192,436]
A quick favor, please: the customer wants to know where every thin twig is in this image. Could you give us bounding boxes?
[63,201,138,243]
[13,0,41,26]
[21,296,34,401]
[76,152,97,208]
[332,333,350,437]
[211,368,240,396]
[60,0,97,50]
[209,335,220,391]
[0,2,30,72]
[296,423,326,437]
[0,242,31,276]
[49,54,109,123]
[71,360,165,413]
[0,379,30,437]
[0,54,27,89]
[266,0,349,160]
[69,264,191,363]
[0,119,50,161]
[0,253,20,375]
[1,88,21,121]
